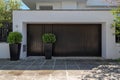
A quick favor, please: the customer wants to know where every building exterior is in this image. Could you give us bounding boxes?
[1,0,120,59]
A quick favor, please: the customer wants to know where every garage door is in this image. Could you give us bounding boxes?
[53,24,101,56]
[27,24,101,57]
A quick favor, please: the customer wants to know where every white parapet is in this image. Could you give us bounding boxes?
[0,43,10,59]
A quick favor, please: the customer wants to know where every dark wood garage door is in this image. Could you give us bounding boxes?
[53,24,101,57]
[27,24,101,57]
[27,24,44,56]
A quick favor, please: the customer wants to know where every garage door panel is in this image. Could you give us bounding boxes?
[27,24,44,56]
[53,24,101,56]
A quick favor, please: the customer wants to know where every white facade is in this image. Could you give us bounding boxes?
[13,10,120,59]
[0,43,10,59]
[1,0,120,59]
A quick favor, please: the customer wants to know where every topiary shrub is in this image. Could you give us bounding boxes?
[7,32,22,44]
[42,33,56,43]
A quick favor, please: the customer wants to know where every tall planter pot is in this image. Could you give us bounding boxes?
[44,43,52,59]
[9,43,21,61]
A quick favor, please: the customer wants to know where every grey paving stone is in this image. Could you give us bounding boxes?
[54,65,66,70]
[0,61,10,65]
[14,65,29,70]
[40,65,53,70]
[78,64,99,70]
[66,61,76,66]
[55,61,65,65]
[27,65,42,70]
[67,65,79,70]
[32,61,42,65]
[7,61,24,65]
[43,62,54,65]
[20,61,34,65]
[0,65,4,69]
[1,65,17,70]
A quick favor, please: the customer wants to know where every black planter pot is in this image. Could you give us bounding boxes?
[44,43,52,59]
[9,43,21,61]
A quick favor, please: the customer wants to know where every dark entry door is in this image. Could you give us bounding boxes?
[27,24,44,56]
[52,24,101,57]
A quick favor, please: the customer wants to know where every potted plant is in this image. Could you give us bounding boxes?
[42,33,56,59]
[7,32,22,61]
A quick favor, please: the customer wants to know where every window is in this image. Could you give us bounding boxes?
[39,6,53,10]
[87,0,117,6]
[0,22,12,42]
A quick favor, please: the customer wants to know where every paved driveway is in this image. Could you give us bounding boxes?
[0,57,119,80]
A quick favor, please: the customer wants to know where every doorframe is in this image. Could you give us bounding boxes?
[26,23,102,57]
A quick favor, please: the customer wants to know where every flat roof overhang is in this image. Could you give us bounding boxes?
[22,0,87,10]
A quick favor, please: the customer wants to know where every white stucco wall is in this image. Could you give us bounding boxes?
[62,1,77,9]
[77,0,86,9]
[0,43,10,59]
[13,10,120,59]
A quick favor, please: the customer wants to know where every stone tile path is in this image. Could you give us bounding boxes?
[0,57,119,80]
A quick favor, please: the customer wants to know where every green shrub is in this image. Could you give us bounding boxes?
[7,32,22,44]
[42,33,56,43]
[115,58,120,62]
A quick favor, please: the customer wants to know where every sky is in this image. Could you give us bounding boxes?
[21,2,29,9]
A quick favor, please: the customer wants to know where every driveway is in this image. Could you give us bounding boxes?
[0,57,119,80]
